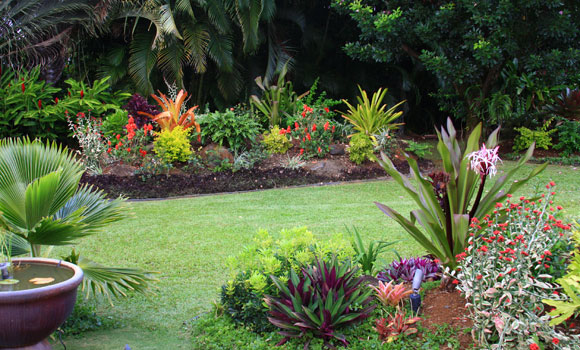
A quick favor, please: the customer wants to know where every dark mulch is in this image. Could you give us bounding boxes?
[81,158,429,199]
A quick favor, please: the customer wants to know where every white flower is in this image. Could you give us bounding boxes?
[467,144,502,177]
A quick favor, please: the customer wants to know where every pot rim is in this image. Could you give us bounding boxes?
[0,257,83,302]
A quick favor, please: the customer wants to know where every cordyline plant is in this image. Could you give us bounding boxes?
[376,118,546,268]
[264,257,375,348]
[450,186,579,348]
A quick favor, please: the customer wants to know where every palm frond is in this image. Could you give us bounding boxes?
[207,32,234,72]
[128,31,157,95]
[157,38,186,87]
[183,22,210,73]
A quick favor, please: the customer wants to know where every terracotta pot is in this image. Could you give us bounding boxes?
[0,258,83,350]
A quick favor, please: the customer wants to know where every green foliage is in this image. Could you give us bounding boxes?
[153,126,192,164]
[0,65,64,139]
[262,127,292,154]
[555,119,580,156]
[62,76,130,117]
[545,88,580,120]
[333,0,580,125]
[299,78,342,119]
[198,109,261,154]
[513,120,557,152]
[348,226,397,276]
[0,138,154,300]
[59,299,119,337]
[220,227,355,333]
[250,66,306,128]
[376,119,546,268]
[265,258,375,348]
[102,110,129,142]
[340,86,405,136]
[348,133,375,165]
[405,140,432,159]
[545,227,580,326]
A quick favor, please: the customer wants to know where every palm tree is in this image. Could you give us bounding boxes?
[0,0,104,82]
[0,138,155,301]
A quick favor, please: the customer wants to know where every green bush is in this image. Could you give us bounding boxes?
[405,140,432,159]
[261,126,292,154]
[555,119,580,156]
[198,109,261,153]
[513,120,557,152]
[349,133,375,164]
[153,126,192,164]
[220,227,354,333]
[102,109,129,143]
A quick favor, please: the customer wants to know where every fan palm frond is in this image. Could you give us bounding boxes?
[128,31,157,95]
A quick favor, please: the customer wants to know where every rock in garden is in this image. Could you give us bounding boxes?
[102,163,138,177]
[329,144,346,155]
[200,144,234,166]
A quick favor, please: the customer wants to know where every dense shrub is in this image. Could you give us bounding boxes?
[290,104,336,158]
[261,126,292,154]
[348,133,375,164]
[153,125,192,164]
[101,109,129,143]
[450,185,578,348]
[198,109,261,153]
[123,93,159,128]
[220,227,354,333]
[513,120,557,152]
[555,119,580,156]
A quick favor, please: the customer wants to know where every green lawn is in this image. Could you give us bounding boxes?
[57,162,580,349]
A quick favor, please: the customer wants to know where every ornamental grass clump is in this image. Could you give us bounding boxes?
[450,184,579,349]
[265,257,375,348]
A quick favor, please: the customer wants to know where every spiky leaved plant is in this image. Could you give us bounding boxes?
[264,257,375,348]
[377,256,441,283]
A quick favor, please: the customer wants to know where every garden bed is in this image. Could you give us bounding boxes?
[81,155,433,199]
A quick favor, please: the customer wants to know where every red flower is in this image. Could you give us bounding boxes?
[286,126,291,133]
[294,122,299,130]
[324,107,330,113]
[107,148,112,154]
[452,279,459,285]
[55,97,59,104]
[332,125,335,133]
[279,129,286,135]
[317,146,321,153]
[324,121,329,131]
[550,181,556,187]
[299,148,304,155]
[476,274,483,280]
[116,134,121,140]
[37,100,42,109]
[529,344,540,350]
[80,90,84,99]
[306,133,311,141]
[115,144,120,150]
[21,83,25,93]
[127,148,131,152]
[312,124,317,132]
[107,140,111,146]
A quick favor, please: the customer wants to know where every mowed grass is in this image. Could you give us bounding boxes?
[58,162,580,349]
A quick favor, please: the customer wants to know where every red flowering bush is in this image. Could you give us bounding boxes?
[287,104,336,158]
[108,116,154,166]
[449,184,579,348]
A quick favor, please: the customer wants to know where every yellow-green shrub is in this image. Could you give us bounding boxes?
[261,126,292,154]
[153,125,192,164]
[349,132,376,164]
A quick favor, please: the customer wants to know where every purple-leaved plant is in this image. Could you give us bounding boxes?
[123,93,159,128]
[377,256,440,283]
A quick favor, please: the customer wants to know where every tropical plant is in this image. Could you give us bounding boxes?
[290,106,336,158]
[348,226,396,275]
[67,112,107,174]
[101,109,129,143]
[265,257,375,348]
[198,109,261,154]
[139,90,201,137]
[221,227,355,332]
[0,0,98,75]
[545,88,580,121]
[262,126,292,154]
[348,133,375,164]
[451,187,578,348]
[375,119,546,268]
[373,127,398,158]
[280,155,305,170]
[61,76,130,117]
[371,281,412,309]
[377,257,440,284]
[0,138,155,300]
[404,140,432,159]
[340,87,405,136]
[545,226,580,326]
[250,65,307,128]
[122,93,159,129]
[374,311,421,344]
[555,119,580,156]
